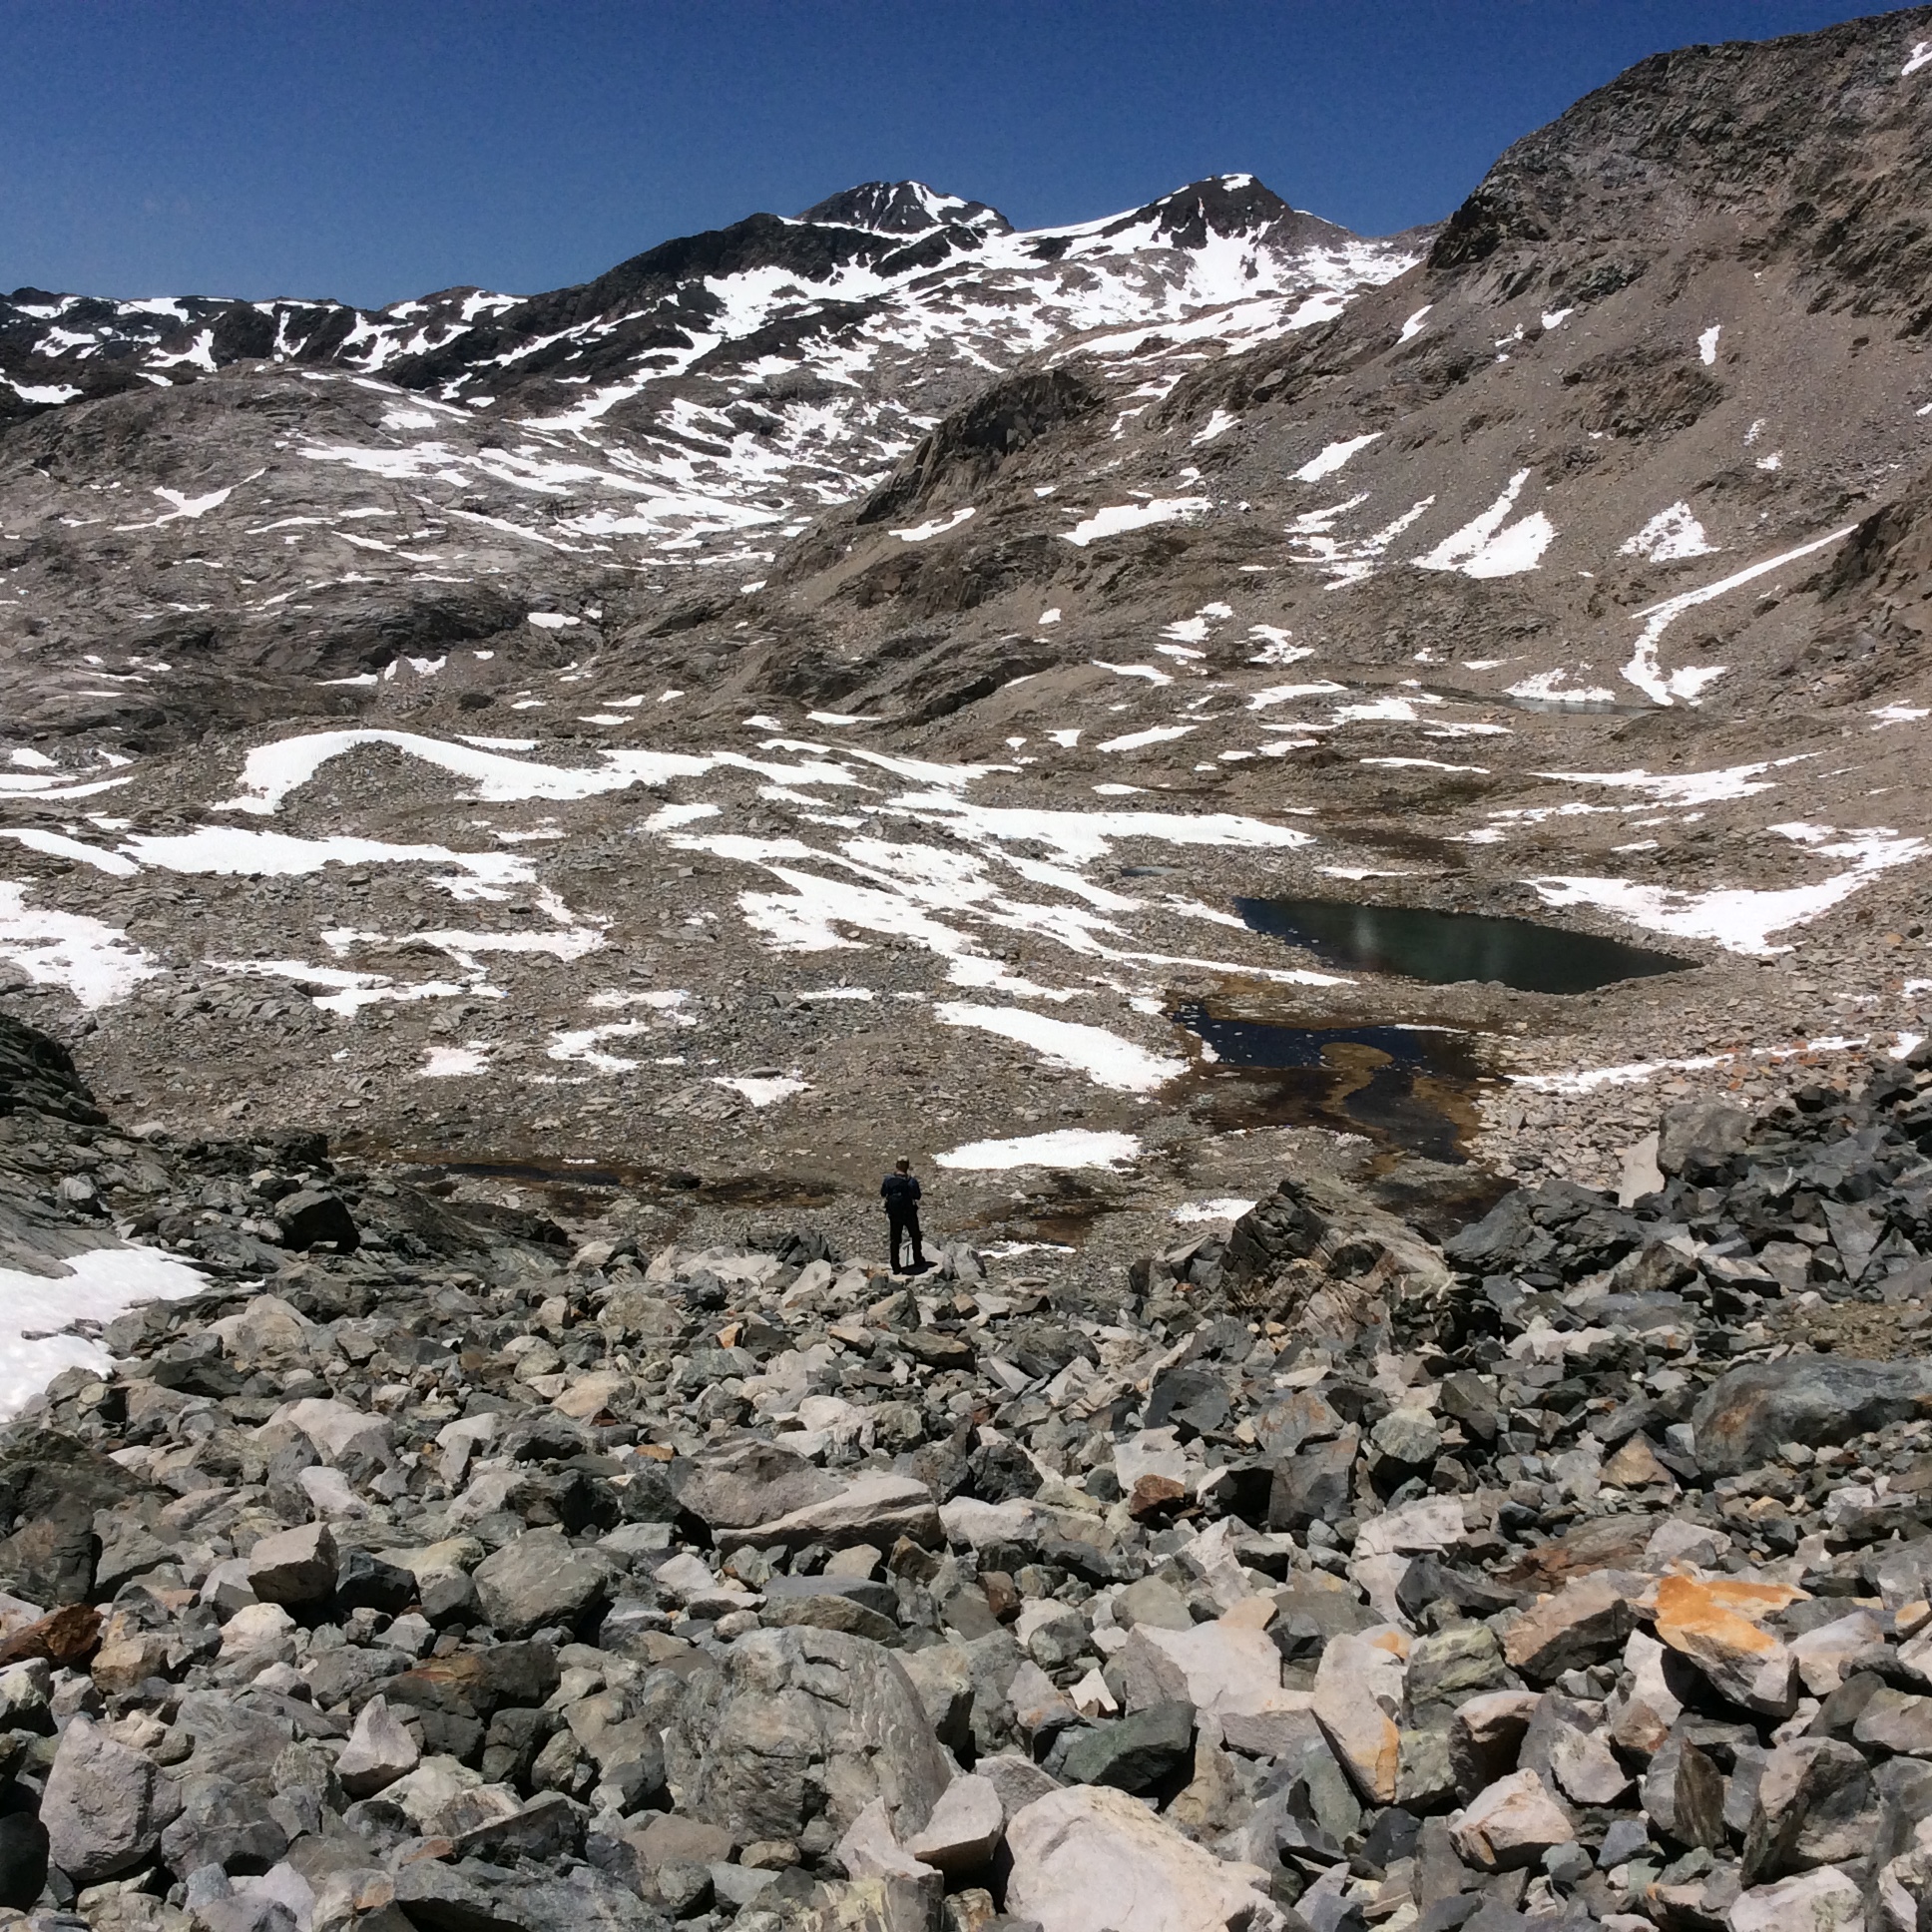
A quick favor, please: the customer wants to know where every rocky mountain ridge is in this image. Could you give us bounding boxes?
[0,172,1412,739]
[0,173,1363,428]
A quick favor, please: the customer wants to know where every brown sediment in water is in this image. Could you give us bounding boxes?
[1170,1000,1498,1165]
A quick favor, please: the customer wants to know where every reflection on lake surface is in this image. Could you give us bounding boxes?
[1233,896,1691,995]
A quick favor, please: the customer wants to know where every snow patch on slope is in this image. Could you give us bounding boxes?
[0,1245,209,1421]
[0,885,160,1006]
[937,1128,1142,1171]
[1621,503,1717,563]
[1293,435,1380,483]
[1529,825,1926,955]
[1063,499,1210,547]
[1414,472,1553,578]
[1623,525,1858,706]
[934,1003,1185,1091]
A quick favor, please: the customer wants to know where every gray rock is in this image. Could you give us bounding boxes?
[1220,1706,1324,1761]
[274,1191,358,1253]
[675,1442,843,1533]
[711,1861,782,1908]
[1545,1720,1628,1807]
[761,1589,900,1646]
[1741,1737,1872,1881]
[245,1522,338,1607]
[1004,1783,1272,1932]
[1395,1726,1458,1810]
[627,1813,734,1869]
[280,1398,392,1468]
[302,1641,406,1708]
[161,1774,290,1875]
[40,1713,182,1884]
[1371,1408,1443,1469]
[762,1573,899,1619]
[1657,1101,1752,1175]
[906,1774,1003,1875]
[1728,1866,1865,1932]
[1267,1431,1358,1534]
[0,1811,47,1911]
[1448,1691,1540,1800]
[1450,1768,1576,1872]
[1617,1132,1666,1207]
[895,1644,975,1758]
[718,1474,941,1555]
[1600,1817,1652,1868]
[1691,1358,1932,1477]
[196,1896,299,1932]
[1500,1572,1636,1681]
[960,1629,1025,1758]
[1855,1687,1932,1758]
[335,1695,420,1798]
[836,1796,940,1893]
[1407,1625,1507,1708]
[653,1861,713,1916]
[673,1627,951,1845]
[450,1791,588,1864]
[1058,1701,1195,1793]
[473,1527,615,1638]
[977,1753,1062,1823]
[1113,1579,1193,1633]
[1644,1735,1725,1850]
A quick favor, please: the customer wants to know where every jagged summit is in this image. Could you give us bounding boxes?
[796,179,1010,237]
[0,163,1401,435]
[1103,173,1356,250]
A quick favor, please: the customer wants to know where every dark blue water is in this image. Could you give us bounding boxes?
[1176,1013,1446,1072]
[1233,896,1690,995]
[1172,1006,1486,1163]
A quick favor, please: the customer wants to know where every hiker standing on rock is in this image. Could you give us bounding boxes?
[881,1156,927,1274]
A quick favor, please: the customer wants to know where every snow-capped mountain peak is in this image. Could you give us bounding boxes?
[795,179,1011,237]
[0,173,1418,603]
[1100,172,1348,250]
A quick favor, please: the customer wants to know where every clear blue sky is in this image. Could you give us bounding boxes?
[0,0,1884,308]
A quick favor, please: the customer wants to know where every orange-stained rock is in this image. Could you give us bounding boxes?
[0,1602,100,1670]
[1603,1437,1676,1489]
[1655,1574,1799,1718]
[90,1633,170,1696]
[1499,1516,1657,1591]
[1219,1595,1276,1632]
[1690,1577,1807,1622]
[1313,1629,1407,1804]
[1127,1474,1186,1521]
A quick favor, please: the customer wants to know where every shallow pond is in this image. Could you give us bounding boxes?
[1233,895,1690,995]
[1172,1006,1489,1164]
